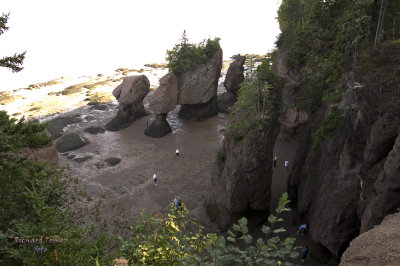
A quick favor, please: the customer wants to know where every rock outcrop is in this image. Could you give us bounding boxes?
[278,108,309,135]
[339,213,400,266]
[218,55,246,113]
[148,73,178,114]
[145,73,177,138]
[217,91,237,114]
[282,43,400,258]
[177,48,222,120]
[105,75,150,131]
[360,133,400,233]
[178,95,218,121]
[55,132,90,153]
[209,88,281,230]
[224,55,246,94]
[144,113,172,138]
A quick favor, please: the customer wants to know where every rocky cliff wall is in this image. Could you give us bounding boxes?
[282,43,400,258]
[339,212,400,266]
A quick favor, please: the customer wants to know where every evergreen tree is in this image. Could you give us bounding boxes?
[0,13,26,72]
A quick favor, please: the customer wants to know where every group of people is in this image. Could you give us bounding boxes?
[277,153,309,264]
[296,223,310,263]
[152,148,182,210]
[273,154,289,173]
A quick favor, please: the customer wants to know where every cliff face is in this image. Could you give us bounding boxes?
[282,42,400,257]
[339,212,400,266]
[208,60,282,230]
[209,117,280,230]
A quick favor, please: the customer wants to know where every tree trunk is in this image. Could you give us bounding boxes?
[374,0,390,50]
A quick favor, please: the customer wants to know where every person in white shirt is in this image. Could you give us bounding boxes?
[284,160,289,172]
[176,149,180,159]
[273,155,277,167]
[153,173,157,186]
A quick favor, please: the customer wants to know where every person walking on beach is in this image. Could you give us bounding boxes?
[284,160,289,172]
[301,246,309,263]
[297,224,308,235]
[273,155,277,167]
[174,196,182,211]
[176,148,180,159]
[153,173,157,186]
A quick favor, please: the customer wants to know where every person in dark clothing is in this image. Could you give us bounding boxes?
[301,246,309,263]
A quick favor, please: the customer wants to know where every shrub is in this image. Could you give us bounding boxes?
[312,107,341,149]
[0,111,117,265]
[166,31,220,74]
[322,90,342,103]
[227,55,281,147]
[121,193,298,265]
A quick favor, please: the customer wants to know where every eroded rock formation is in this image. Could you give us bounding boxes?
[177,48,222,120]
[105,75,150,131]
[218,55,246,113]
[144,113,172,138]
[281,43,400,258]
[209,120,280,230]
[224,55,246,94]
[145,73,178,138]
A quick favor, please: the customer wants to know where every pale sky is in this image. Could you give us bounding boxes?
[0,0,281,91]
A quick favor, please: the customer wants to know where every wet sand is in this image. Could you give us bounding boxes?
[59,105,229,232]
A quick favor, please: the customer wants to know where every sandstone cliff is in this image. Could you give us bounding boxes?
[339,212,400,266]
[282,42,400,258]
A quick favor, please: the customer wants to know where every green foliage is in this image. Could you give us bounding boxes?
[0,13,25,72]
[121,204,214,265]
[276,0,400,110]
[227,55,281,146]
[121,193,298,265]
[312,107,341,149]
[322,90,342,103]
[0,111,118,265]
[166,31,221,74]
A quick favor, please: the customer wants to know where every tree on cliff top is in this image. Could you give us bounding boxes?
[0,13,25,72]
[166,30,220,74]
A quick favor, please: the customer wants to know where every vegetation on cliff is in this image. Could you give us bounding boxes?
[227,55,282,150]
[166,31,221,74]
[277,0,400,146]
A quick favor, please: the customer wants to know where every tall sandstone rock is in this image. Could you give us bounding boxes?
[218,55,246,113]
[208,121,280,230]
[177,48,222,120]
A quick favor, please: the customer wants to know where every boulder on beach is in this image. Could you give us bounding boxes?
[55,132,90,152]
[177,48,222,120]
[105,75,150,131]
[46,116,83,139]
[148,73,178,114]
[224,55,246,94]
[105,157,122,166]
[144,113,172,138]
[84,126,105,134]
